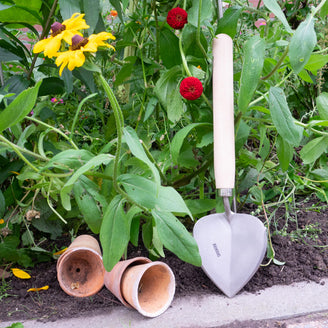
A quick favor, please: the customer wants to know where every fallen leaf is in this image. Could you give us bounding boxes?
[0,268,10,279]
[11,268,31,279]
[27,285,49,292]
[53,247,67,256]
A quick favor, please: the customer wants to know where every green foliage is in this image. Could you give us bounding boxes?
[1,0,328,270]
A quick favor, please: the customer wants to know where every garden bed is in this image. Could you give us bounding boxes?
[1,198,328,324]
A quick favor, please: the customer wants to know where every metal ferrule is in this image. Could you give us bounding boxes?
[219,188,233,197]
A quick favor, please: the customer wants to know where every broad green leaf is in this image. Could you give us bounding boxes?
[144,97,158,122]
[276,135,294,171]
[184,199,216,216]
[60,154,114,210]
[238,36,265,113]
[182,24,208,59]
[159,28,181,69]
[100,196,130,271]
[300,136,328,164]
[171,123,211,164]
[154,66,182,110]
[167,87,185,123]
[216,6,242,37]
[73,181,102,234]
[42,149,94,171]
[0,81,41,133]
[83,0,100,34]
[268,87,303,147]
[123,126,160,186]
[0,0,42,24]
[38,77,65,96]
[0,47,21,61]
[263,0,292,33]
[152,209,201,266]
[320,0,328,19]
[316,92,328,120]
[304,54,328,75]
[188,0,213,26]
[118,174,192,217]
[59,0,81,20]
[289,15,317,74]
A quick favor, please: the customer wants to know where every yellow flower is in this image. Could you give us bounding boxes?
[55,32,116,75]
[33,13,90,58]
[0,219,4,224]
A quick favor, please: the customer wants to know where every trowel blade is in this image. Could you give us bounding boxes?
[193,213,267,297]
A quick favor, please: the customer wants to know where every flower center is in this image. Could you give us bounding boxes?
[188,86,196,93]
[175,14,183,22]
[51,22,66,37]
[71,35,89,50]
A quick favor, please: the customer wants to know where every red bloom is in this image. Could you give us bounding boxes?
[180,77,203,100]
[167,7,188,30]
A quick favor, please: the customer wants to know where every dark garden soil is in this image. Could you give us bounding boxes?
[1,198,328,327]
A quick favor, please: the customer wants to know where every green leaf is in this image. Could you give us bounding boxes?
[154,66,182,110]
[0,0,42,24]
[38,77,65,96]
[73,181,102,234]
[83,0,100,34]
[184,199,216,216]
[159,28,181,69]
[60,154,114,210]
[304,54,328,75]
[268,87,303,147]
[152,209,201,266]
[171,123,211,164]
[276,135,294,171]
[118,174,192,217]
[188,0,213,26]
[0,47,21,61]
[320,0,328,19]
[0,81,41,133]
[316,92,328,120]
[289,15,317,74]
[262,0,293,33]
[58,0,81,20]
[300,136,328,164]
[216,6,242,37]
[238,36,265,113]
[182,24,208,59]
[100,196,130,271]
[123,126,160,186]
[42,149,94,171]
[167,87,184,123]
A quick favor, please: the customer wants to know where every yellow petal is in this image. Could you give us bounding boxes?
[63,13,90,31]
[33,38,50,54]
[67,50,85,70]
[11,268,31,279]
[43,36,62,58]
[27,285,49,292]
[53,247,67,256]
[0,219,4,224]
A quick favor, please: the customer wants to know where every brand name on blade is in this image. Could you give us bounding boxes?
[212,243,221,257]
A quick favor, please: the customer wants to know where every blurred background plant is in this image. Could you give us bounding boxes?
[0,0,328,272]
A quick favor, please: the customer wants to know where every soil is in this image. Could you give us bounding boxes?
[1,198,328,327]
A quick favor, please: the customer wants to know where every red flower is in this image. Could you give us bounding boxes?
[180,77,203,100]
[167,7,188,30]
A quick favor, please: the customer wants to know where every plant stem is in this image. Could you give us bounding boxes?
[196,0,208,59]
[27,0,58,80]
[311,0,327,17]
[261,46,289,80]
[0,141,48,161]
[25,116,79,150]
[0,135,39,172]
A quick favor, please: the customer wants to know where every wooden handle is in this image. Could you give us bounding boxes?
[212,34,235,190]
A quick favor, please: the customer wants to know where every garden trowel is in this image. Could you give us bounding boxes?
[193,33,267,298]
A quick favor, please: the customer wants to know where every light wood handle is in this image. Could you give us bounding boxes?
[212,34,235,190]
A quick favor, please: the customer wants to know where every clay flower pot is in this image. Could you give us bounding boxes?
[57,235,105,297]
[104,257,175,317]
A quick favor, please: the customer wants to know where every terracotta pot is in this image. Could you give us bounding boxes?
[57,235,105,297]
[121,261,175,317]
[104,257,151,308]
